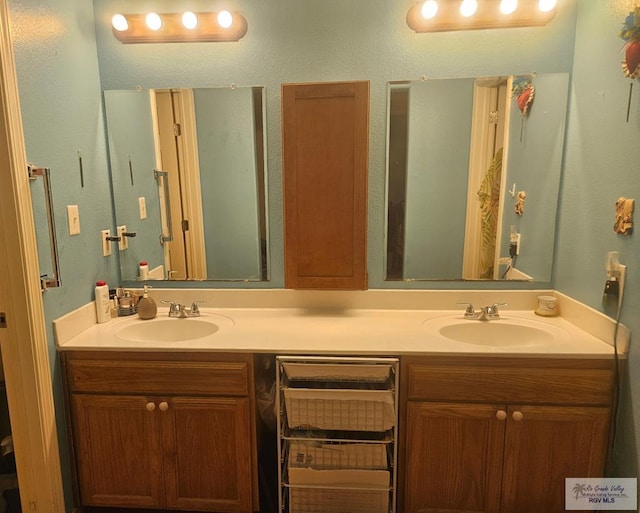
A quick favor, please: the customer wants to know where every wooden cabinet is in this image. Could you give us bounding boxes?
[399,356,614,513]
[282,81,369,290]
[62,351,258,513]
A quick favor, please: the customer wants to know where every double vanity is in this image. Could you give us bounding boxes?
[55,290,622,513]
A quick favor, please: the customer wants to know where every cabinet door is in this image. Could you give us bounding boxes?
[71,394,163,508]
[162,396,253,512]
[405,402,506,513]
[501,405,610,513]
[282,81,369,290]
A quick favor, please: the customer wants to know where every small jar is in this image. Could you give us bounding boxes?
[139,261,149,280]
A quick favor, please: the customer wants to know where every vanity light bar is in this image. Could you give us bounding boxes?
[111,11,248,43]
[407,0,557,33]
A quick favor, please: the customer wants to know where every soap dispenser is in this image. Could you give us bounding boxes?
[137,285,157,320]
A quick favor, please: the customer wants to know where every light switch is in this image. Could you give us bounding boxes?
[67,205,80,235]
[138,197,147,219]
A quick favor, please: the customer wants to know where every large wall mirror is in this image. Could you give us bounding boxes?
[385,73,569,282]
[104,86,269,282]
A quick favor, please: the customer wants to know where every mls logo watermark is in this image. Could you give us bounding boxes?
[565,478,637,510]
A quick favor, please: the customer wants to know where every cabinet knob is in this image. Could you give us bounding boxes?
[145,402,156,412]
[512,411,524,421]
[159,401,169,411]
[496,410,507,421]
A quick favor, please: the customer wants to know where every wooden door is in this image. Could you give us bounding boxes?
[404,402,506,513]
[71,394,164,508]
[501,405,610,513]
[162,396,253,512]
[282,81,369,289]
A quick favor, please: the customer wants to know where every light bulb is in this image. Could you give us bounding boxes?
[111,14,129,32]
[538,0,557,12]
[421,0,438,19]
[217,10,233,29]
[499,0,518,14]
[145,12,162,31]
[460,0,478,17]
[182,11,198,29]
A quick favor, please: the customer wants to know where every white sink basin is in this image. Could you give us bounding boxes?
[423,315,569,347]
[116,315,231,343]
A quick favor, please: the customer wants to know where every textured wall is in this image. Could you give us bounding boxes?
[555,0,640,477]
[104,89,164,279]
[404,78,473,279]
[8,0,119,507]
[93,0,578,289]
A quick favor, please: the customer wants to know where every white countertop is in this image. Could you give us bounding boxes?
[55,305,617,358]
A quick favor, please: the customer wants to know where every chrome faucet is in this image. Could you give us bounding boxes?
[162,300,206,318]
[457,302,507,320]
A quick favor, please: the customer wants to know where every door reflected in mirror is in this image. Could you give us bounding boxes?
[104,86,269,282]
[385,73,569,282]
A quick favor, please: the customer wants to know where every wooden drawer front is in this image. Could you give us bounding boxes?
[405,358,614,406]
[67,359,249,396]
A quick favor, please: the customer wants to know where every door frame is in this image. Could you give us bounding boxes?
[152,89,206,280]
[0,0,65,511]
[463,78,510,280]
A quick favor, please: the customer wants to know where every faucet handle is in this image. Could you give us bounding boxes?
[485,302,508,318]
[161,300,180,317]
[190,301,206,316]
[457,302,476,318]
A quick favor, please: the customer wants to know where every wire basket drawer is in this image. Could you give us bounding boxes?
[288,468,389,513]
[283,363,392,383]
[284,388,395,432]
[289,441,388,470]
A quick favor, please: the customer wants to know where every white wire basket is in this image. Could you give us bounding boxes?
[287,468,390,513]
[283,363,392,383]
[284,388,395,432]
[288,441,388,470]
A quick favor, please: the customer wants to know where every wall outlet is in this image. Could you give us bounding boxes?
[67,205,80,235]
[101,229,112,256]
[117,225,128,251]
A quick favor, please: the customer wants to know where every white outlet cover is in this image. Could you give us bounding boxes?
[138,197,147,219]
[67,205,80,235]
[101,229,112,257]
[117,225,128,250]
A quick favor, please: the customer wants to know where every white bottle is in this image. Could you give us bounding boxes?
[95,280,111,323]
[139,261,149,281]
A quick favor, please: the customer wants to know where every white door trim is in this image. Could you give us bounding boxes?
[0,0,65,511]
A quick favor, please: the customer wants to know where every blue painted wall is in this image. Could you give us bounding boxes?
[11,0,640,509]
[103,89,164,279]
[9,0,119,506]
[404,78,474,279]
[194,87,263,280]
[554,0,640,477]
[501,72,570,281]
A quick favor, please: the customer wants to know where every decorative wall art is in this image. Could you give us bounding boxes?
[511,75,535,140]
[619,7,640,121]
[614,196,634,235]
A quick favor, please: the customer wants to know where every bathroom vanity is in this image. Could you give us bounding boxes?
[399,355,613,513]
[55,295,622,513]
[61,351,258,512]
